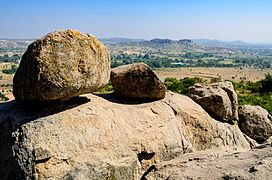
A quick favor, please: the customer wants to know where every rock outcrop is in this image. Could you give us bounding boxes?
[110,63,166,100]
[188,81,238,123]
[146,145,272,179]
[0,92,250,179]
[13,29,110,102]
[238,105,272,143]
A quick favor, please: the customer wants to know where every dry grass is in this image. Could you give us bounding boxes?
[155,67,272,82]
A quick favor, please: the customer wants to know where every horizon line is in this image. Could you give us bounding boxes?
[1,37,272,45]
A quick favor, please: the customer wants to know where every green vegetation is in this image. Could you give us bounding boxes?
[96,82,113,94]
[164,77,205,94]
[0,92,9,101]
[111,53,238,69]
[2,64,18,74]
[0,54,21,63]
[111,51,272,69]
[238,94,272,115]
[0,83,13,87]
[163,74,272,114]
[234,57,272,69]
[111,53,185,68]
[232,74,272,114]
[232,74,272,94]
[260,74,272,93]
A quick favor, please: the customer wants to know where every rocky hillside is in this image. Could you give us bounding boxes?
[105,38,239,54]
[0,39,33,49]
[0,30,272,179]
[139,38,201,51]
[109,38,203,51]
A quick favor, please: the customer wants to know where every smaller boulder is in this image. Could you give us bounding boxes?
[110,63,166,100]
[238,105,272,143]
[213,81,239,121]
[188,82,238,123]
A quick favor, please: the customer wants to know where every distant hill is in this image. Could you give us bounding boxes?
[108,38,204,51]
[141,38,201,51]
[99,38,145,45]
[193,39,272,48]
[193,39,250,47]
[0,39,33,49]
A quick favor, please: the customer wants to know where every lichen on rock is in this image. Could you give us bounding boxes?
[13,29,110,102]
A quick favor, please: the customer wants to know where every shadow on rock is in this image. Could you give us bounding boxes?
[0,96,90,127]
[94,92,161,105]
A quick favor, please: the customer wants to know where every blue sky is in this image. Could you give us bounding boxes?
[1,0,272,43]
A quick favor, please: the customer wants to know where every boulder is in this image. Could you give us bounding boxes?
[188,81,238,123]
[238,105,272,143]
[0,92,250,179]
[110,63,166,100]
[13,29,110,102]
[214,81,239,121]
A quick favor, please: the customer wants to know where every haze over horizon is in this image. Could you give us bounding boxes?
[1,0,272,44]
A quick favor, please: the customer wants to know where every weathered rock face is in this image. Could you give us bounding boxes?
[238,105,272,143]
[215,81,239,121]
[13,29,110,102]
[146,145,272,180]
[188,81,238,123]
[110,63,166,100]
[0,92,249,179]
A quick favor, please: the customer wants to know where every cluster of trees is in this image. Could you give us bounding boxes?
[2,65,17,74]
[164,77,205,94]
[111,53,185,68]
[181,52,213,59]
[232,74,272,94]
[187,59,235,67]
[0,54,21,63]
[110,51,272,69]
[232,74,272,114]
[111,53,237,68]
[1,83,13,87]
[238,94,272,115]
[234,57,272,68]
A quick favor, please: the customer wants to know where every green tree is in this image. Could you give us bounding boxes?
[260,73,272,93]
[164,77,204,94]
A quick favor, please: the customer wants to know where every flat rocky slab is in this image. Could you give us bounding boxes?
[147,145,272,179]
[0,92,250,179]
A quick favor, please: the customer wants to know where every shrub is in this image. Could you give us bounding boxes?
[0,92,9,101]
[96,82,113,94]
[260,73,272,93]
[164,77,205,94]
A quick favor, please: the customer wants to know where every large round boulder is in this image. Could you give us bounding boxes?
[13,29,110,102]
[238,105,272,143]
[110,63,166,100]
